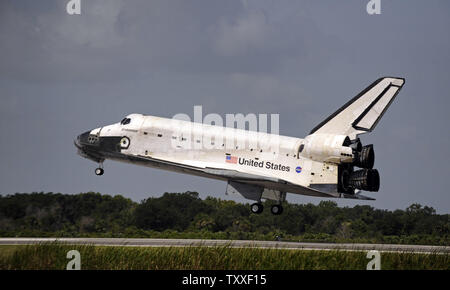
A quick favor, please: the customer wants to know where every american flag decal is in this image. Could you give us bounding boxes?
[226,155,238,164]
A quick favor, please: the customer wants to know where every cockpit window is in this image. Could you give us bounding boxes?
[120,118,131,125]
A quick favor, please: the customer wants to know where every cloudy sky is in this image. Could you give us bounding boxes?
[1,0,449,213]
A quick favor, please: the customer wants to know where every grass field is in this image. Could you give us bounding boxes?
[0,243,448,270]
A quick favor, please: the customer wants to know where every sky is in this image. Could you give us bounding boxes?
[0,0,449,213]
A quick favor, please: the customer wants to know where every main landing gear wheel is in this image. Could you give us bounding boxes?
[250,203,264,214]
[95,167,104,176]
[271,204,283,215]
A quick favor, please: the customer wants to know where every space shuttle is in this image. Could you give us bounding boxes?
[75,77,405,215]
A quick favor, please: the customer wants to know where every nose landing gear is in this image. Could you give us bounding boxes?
[95,167,104,176]
[95,163,104,176]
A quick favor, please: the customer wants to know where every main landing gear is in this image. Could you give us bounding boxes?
[95,163,104,176]
[250,202,283,215]
[251,203,264,214]
[270,204,283,215]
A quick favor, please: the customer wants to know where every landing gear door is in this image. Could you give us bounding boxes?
[226,181,263,202]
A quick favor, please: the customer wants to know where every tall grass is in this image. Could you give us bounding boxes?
[0,243,448,270]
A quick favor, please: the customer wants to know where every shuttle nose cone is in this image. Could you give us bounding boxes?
[74,136,80,149]
[74,130,105,163]
[74,131,91,149]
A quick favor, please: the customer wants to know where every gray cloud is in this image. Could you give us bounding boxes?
[0,0,340,81]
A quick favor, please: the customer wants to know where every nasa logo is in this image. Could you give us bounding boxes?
[295,166,302,173]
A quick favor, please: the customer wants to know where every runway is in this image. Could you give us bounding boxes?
[0,238,448,254]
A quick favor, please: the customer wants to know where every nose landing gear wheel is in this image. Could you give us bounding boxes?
[271,204,283,215]
[250,203,264,214]
[95,167,104,176]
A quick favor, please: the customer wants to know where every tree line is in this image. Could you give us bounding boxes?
[0,192,448,245]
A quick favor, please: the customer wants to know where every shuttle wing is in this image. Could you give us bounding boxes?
[309,77,405,139]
